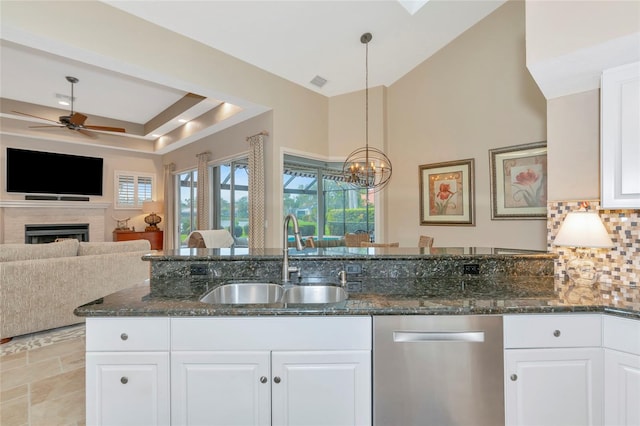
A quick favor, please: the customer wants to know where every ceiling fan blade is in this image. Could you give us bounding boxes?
[76,128,97,138]
[84,125,126,133]
[11,111,61,124]
[69,113,88,126]
[29,125,66,128]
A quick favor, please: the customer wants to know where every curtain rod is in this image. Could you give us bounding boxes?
[246,130,269,141]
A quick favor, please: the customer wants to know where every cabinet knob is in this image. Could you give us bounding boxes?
[121,376,128,384]
[274,376,281,384]
[553,329,561,337]
[120,333,128,341]
[260,376,268,384]
[510,374,518,381]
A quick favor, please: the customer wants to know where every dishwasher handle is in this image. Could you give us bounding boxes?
[393,330,485,343]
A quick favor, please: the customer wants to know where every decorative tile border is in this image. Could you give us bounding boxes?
[548,200,640,311]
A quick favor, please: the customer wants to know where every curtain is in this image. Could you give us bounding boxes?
[196,151,211,230]
[162,163,176,250]
[247,132,266,249]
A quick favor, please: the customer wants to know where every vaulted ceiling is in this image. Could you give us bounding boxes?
[0,0,506,154]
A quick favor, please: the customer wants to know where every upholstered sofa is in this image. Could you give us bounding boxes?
[0,239,152,340]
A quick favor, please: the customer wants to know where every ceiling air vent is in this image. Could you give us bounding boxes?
[310,75,327,88]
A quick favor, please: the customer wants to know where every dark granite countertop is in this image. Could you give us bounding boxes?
[75,276,640,320]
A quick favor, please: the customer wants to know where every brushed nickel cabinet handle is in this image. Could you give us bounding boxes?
[553,330,561,337]
[120,333,128,341]
[121,376,128,384]
[274,376,281,384]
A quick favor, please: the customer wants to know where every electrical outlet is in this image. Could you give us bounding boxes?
[346,264,362,275]
[190,264,208,276]
[463,264,480,275]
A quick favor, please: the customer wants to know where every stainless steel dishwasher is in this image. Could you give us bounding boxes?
[374,315,504,426]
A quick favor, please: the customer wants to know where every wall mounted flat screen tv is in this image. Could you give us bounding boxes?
[6,148,104,196]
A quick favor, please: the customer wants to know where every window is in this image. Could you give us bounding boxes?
[178,170,198,245]
[217,160,249,247]
[177,158,249,248]
[114,171,155,209]
[283,155,375,242]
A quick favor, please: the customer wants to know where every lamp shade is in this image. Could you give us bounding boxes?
[553,211,614,248]
[142,200,163,214]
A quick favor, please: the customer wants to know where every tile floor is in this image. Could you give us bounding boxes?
[0,324,86,426]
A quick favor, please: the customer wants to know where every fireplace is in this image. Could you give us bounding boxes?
[25,223,90,244]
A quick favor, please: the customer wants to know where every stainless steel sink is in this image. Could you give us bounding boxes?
[283,285,348,304]
[200,283,284,304]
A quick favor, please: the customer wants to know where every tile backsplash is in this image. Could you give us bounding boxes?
[548,200,640,311]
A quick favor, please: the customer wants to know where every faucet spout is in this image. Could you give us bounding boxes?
[283,214,305,282]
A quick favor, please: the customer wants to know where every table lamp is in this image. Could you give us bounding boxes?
[553,211,614,286]
[142,200,163,231]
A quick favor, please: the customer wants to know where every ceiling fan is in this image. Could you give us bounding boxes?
[12,76,126,137]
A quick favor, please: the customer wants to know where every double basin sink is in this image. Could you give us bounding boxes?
[200,281,347,305]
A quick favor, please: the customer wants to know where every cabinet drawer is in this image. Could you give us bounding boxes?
[504,314,601,349]
[603,315,640,355]
[86,317,170,351]
[171,316,372,351]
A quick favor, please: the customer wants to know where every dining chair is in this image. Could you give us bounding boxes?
[305,237,316,248]
[360,242,400,247]
[418,235,434,248]
[345,233,370,247]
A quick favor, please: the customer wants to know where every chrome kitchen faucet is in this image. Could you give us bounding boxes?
[282,214,305,282]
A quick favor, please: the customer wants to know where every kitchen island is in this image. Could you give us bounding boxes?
[76,247,639,426]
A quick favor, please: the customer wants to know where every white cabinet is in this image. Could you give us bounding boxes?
[86,318,170,426]
[601,61,640,208]
[504,314,604,426]
[603,315,640,426]
[171,317,372,426]
[271,350,371,426]
[171,351,271,426]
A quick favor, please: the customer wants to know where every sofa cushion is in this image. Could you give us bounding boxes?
[78,240,151,256]
[0,239,79,262]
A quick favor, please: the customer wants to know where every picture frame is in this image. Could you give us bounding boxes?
[489,141,547,220]
[419,158,475,226]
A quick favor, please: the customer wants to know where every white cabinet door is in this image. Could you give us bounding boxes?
[601,61,640,208]
[271,350,371,426]
[604,349,640,426]
[86,352,170,426]
[171,351,271,426]
[505,348,603,426]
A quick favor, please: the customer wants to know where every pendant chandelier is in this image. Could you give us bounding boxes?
[342,32,392,192]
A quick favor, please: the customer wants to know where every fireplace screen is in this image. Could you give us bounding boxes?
[25,224,89,244]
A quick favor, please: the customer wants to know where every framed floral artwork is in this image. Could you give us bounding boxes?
[419,159,475,226]
[489,141,547,220]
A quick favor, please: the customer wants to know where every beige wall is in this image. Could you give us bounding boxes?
[385,0,548,249]
[547,90,601,201]
[526,0,640,65]
[328,86,387,159]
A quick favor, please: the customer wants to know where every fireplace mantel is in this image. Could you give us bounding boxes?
[0,200,111,209]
